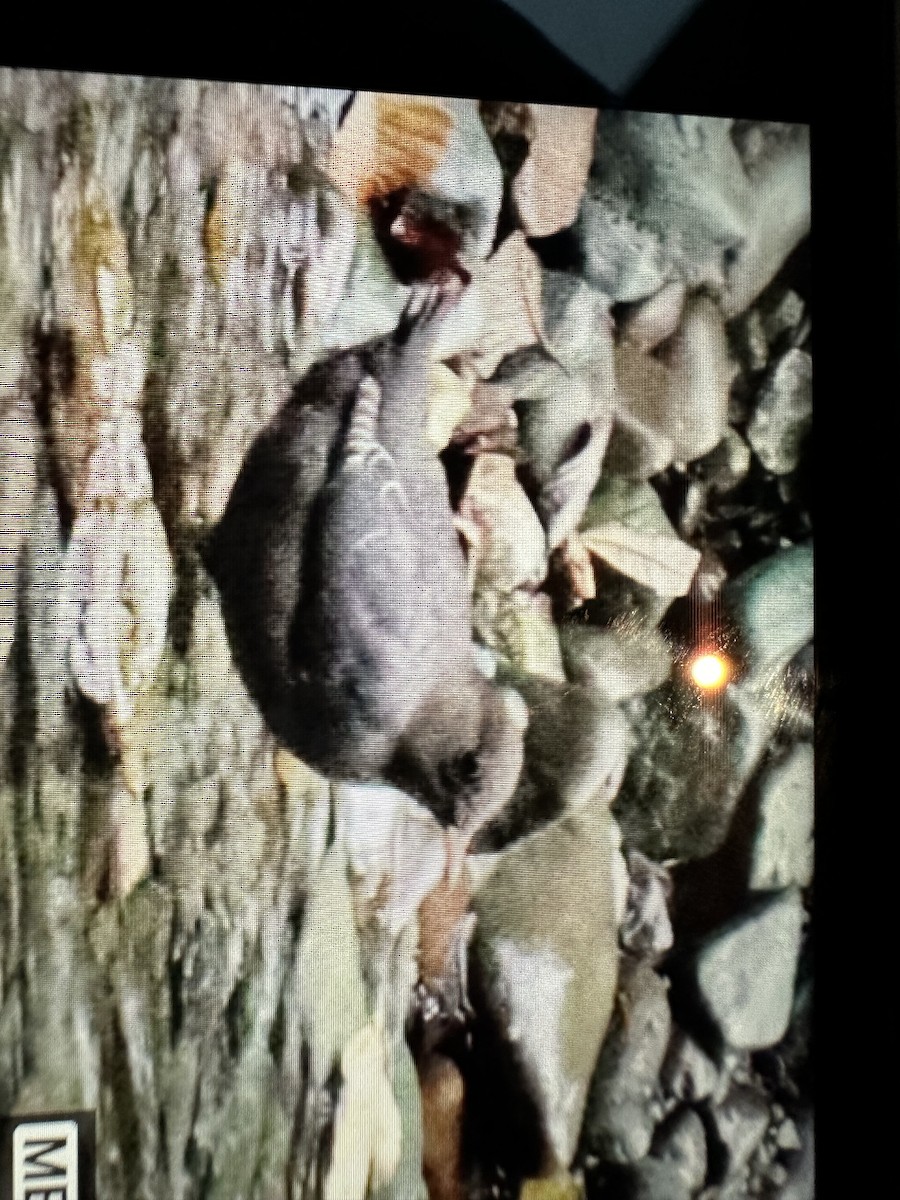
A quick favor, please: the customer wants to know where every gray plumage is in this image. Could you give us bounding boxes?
[205,284,524,839]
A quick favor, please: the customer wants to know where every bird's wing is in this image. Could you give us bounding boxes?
[315,441,435,722]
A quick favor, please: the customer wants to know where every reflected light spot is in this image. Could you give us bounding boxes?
[689,652,730,690]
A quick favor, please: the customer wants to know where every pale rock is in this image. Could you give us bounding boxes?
[473,796,620,1168]
[749,743,814,891]
[711,1086,770,1176]
[724,544,814,679]
[747,348,812,476]
[694,888,804,1050]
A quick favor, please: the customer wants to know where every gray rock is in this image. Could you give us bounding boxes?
[761,290,806,347]
[613,680,744,862]
[620,851,674,959]
[627,1157,693,1200]
[581,960,672,1165]
[747,349,812,475]
[472,796,620,1169]
[694,889,805,1050]
[749,743,814,891]
[724,545,814,679]
[660,1029,720,1104]
[775,1118,802,1152]
[560,619,673,704]
[712,1086,770,1176]
[778,1114,814,1200]
[578,113,748,304]
[650,1107,708,1192]
[578,115,809,320]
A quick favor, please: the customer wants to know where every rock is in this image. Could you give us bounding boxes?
[578,113,742,303]
[613,679,743,862]
[609,818,631,928]
[511,105,597,239]
[694,888,805,1050]
[472,796,620,1169]
[776,1118,802,1152]
[474,672,630,850]
[580,959,672,1165]
[760,290,806,347]
[650,1107,708,1193]
[619,851,674,959]
[746,349,812,476]
[778,1113,814,1200]
[579,116,808,319]
[660,1029,720,1104]
[627,1158,693,1200]
[724,544,814,679]
[749,743,814,891]
[559,618,673,703]
[710,1086,770,1178]
[608,295,734,481]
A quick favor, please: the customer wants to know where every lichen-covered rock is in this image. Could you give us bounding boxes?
[613,679,743,862]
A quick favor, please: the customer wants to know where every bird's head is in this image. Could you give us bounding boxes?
[388,679,528,843]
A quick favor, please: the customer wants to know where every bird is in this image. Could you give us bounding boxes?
[203,277,527,859]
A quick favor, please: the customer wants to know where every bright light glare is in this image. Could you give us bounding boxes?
[689,652,730,690]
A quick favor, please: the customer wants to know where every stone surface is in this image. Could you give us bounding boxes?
[619,851,674,960]
[613,679,743,862]
[473,796,620,1169]
[746,348,812,476]
[660,1029,720,1105]
[749,743,814,891]
[694,888,804,1050]
[580,960,672,1165]
[724,544,814,678]
[627,1157,693,1200]
[650,1107,708,1193]
[559,619,673,703]
[711,1086,770,1178]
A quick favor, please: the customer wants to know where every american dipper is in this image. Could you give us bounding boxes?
[204,280,526,850]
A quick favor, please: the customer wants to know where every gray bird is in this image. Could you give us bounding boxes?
[204,282,526,851]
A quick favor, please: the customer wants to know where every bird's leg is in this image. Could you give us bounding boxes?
[417,826,476,1024]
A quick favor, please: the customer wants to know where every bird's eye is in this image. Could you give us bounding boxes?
[456,751,481,785]
[438,750,482,794]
